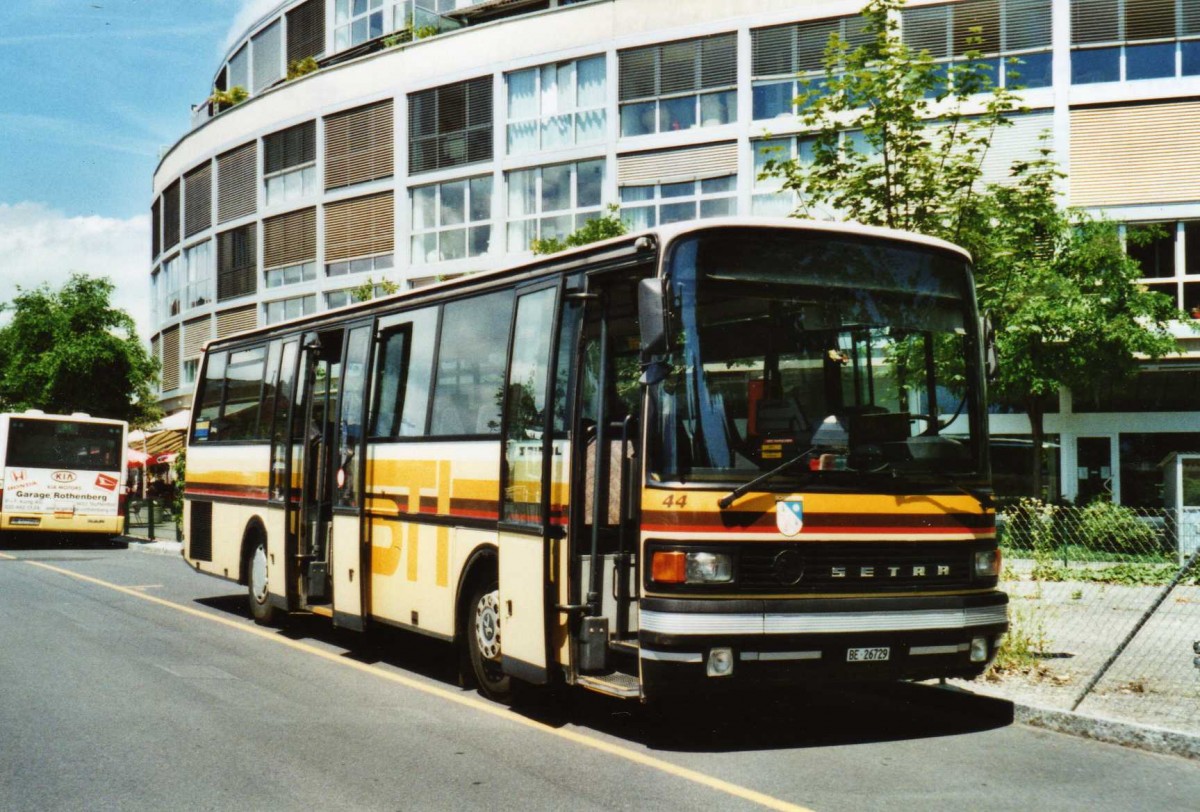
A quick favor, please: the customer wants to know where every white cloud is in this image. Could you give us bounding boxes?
[0,202,152,340]
[222,0,287,54]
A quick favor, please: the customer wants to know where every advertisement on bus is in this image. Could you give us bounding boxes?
[2,466,121,517]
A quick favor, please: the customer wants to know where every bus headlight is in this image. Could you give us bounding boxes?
[974,549,1001,578]
[651,551,733,584]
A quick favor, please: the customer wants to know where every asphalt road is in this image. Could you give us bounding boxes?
[1,538,1197,812]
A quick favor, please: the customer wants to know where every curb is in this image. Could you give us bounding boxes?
[1013,700,1200,761]
[122,537,184,556]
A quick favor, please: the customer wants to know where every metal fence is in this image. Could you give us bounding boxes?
[125,498,180,542]
[988,500,1200,735]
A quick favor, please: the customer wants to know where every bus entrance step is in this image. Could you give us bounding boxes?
[576,671,641,699]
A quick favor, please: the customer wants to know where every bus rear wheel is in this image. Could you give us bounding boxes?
[247,537,278,626]
[466,579,513,703]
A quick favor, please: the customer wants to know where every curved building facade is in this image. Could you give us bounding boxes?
[151,0,1200,505]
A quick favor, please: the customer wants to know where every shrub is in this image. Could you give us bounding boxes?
[1074,500,1160,556]
[287,57,319,80]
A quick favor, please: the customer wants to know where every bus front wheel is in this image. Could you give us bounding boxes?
[466,579,513,703]
[247,537,279,626]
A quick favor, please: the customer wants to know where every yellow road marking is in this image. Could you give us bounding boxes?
[6,551,813,812]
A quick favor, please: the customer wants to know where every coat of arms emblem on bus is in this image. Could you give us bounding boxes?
[776,499,804,537]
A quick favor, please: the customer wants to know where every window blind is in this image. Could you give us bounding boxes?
[252,20,283,94]
[264,121,316,175]
[163,181,181,252]
[184,162,212,238]
[162,326,181,392]
[286,0,325,64]
[183,316,212,359]
[325,99,395,189]
[407,78,493,174]
[228,44,249,91]
[217,142,258,223]
[953,0,1001,54]
[151,199,161,259]
[216,305,257,339]
[752,16,871,78]
[1071,0,1120,44]
[263,207,316,269]
[617,142,739,185]
[324,192,394,262]
[619,33,737,101]
[217,224,257,302]
[1007,0,1053,50]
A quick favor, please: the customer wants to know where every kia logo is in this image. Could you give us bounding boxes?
[51,471,77,483]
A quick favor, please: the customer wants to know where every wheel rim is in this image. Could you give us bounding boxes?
[474,589,501,661]
[250,543,269,604]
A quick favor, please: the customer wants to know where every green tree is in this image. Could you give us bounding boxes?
[0,274,161,426]
[351,276,401,302]
[531,204,627,255]
[763,0,1182,498]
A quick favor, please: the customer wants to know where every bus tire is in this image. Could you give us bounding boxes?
[246,535,278,626]
[466,577,513,703]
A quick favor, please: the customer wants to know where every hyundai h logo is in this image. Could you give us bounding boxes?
[831,565,952,578]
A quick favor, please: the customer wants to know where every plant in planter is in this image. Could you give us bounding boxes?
[287,57,319,80]
[209,85,248,110]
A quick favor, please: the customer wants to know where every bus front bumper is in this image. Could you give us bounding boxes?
[637,592,1008,695]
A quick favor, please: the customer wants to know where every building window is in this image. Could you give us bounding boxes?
[265,122,317,207]
[327,253,394,278]
[217,224,257,302]
[183,240,214,310]
[183,359,199,386]
[903,0,1053,93]
[263,207,317,290]
[619,34,737,136]
[163,181,181,253]
[619,175,737,230]
[752,15,871,121]
[751,137,816,216]
[251,19,283,94]
[184,162,212,238]
[333,0,408,50]
[411,176,493,264]
[325,283,392,310]
[228,43,249,92]
[507,56,607,155]
[216,142,258,224]
[162,253,182,318]
[409,77,494,174]
[264,294,316,325]
[325,100,394,190]
[507,159,605,251]
[1071,0,1200,84]
[324,192,395,273]
[287,0,325,64]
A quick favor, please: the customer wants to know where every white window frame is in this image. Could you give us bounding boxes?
[264,260,318,289]
[333,0,410,51]
[183,240,214,311]
[506,159,606,252]
[264,294,316,325]
[326,252,394,278]
[619,175,737,229]
[410,175,494,265]
[506,55,607,155]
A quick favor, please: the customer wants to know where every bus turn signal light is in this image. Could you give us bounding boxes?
[651,551,687,583]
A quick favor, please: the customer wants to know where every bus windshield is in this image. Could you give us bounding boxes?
[648,229,985,487]
[6,418,124,472]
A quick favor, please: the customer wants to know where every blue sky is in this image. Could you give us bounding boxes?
[0,0,278,334]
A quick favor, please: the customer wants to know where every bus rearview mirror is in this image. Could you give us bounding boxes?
[638,278,669,359]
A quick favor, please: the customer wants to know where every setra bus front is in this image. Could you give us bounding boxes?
[630,225,1006,694]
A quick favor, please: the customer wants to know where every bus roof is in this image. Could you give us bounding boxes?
[203,217,973,351]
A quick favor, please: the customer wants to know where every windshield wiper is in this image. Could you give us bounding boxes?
[718,448,815,510]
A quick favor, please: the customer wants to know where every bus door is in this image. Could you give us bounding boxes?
[497,282,563,684]
[570,270,645,678]
[328,323,372,629]
[294,328,344,606]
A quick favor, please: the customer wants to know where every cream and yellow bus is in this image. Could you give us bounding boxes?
[0,410,128,538]
[183,219,1006,702]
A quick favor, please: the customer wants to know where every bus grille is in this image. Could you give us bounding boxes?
[735,542,976,594]
[189,501,213,562]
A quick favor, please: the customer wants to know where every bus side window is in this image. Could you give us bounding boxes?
[430,292,513,437]
[193,351,227,442]
[371,307,438,438]
[221,346,268,442]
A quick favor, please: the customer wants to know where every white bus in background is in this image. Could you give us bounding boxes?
[0,410,128,538]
